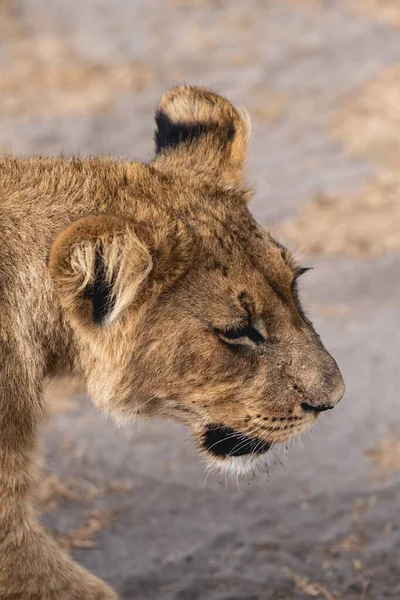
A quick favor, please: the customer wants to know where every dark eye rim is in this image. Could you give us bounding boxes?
[215,324,265,345]
[291,267,314,327]
[291,266,312,300]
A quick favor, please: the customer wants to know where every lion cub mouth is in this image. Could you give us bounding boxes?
[203,425,270,458]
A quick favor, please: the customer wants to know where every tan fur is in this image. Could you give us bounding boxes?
[0,86,344,599]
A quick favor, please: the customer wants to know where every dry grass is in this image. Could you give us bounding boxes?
[1,39,153,118]
[35,472,133,512]
[290,65,400,258]
[331,66,400,168]
[330,497,370,557]
[367,432,400,479]
[167,0,224,6]
[34,474,77,512]
[283,0,323,7]
[249,88,289,123]
[58,508,119,550]
[332,531,365,553]
[35,473,133,549]
[0,0,21,40]
[284,568,337,600]
[275,173,400,258]
[0,1,154,119]
[351,0,400,29]
[280,64,400,259]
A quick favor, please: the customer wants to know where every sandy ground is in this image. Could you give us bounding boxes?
[2,0,400,598]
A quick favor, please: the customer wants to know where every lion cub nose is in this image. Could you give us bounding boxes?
[301,368,345,414]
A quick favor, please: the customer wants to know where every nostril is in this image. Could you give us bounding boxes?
[301,402,333,413]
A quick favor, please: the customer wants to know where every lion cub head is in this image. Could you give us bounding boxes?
[50,86,345,476]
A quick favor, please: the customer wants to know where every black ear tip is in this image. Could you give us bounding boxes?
[155,110,216,154]
[83,250,115,325]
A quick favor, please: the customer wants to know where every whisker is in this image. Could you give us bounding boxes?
[205,430,252,453]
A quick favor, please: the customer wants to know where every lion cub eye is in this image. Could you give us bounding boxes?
[216,324,265,346]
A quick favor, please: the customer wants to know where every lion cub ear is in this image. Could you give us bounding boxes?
[154,85,251,187]
[49,215,155,328]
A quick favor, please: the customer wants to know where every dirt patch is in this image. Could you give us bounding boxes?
[275,173,400,258]
[331,65,400,168]
[351,0,400,29]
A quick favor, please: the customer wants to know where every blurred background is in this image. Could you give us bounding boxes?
[2,0,400,598]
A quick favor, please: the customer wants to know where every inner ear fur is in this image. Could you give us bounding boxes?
[49,215,153,327]
[154,85,251,187]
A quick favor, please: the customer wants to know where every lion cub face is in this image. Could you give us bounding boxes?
[50,86,344,476]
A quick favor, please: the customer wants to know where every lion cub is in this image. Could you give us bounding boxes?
[0,86,344,599]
